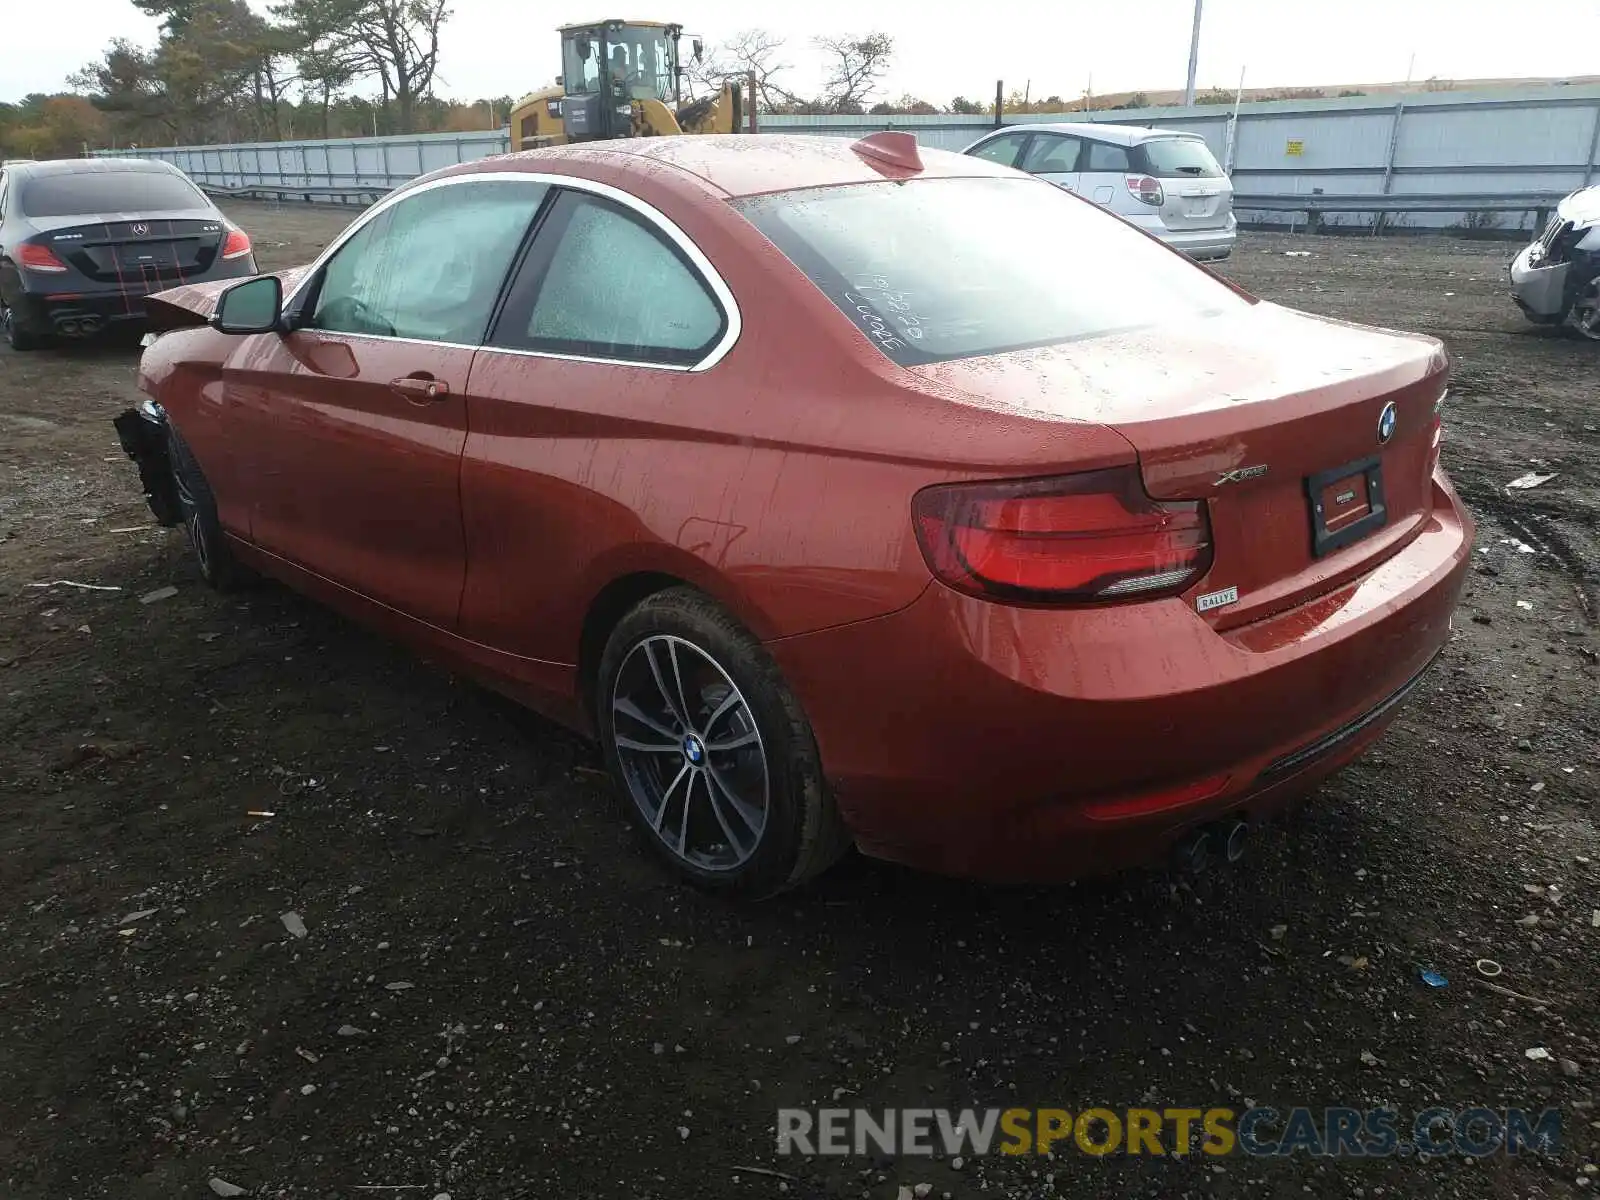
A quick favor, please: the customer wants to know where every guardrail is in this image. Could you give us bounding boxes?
[198,181,393,204]
[1237,190,1570,214]
[1234,189,1572,233]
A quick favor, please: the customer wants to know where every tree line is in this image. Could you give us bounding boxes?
[0,1,1375,160]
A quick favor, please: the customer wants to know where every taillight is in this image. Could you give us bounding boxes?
[1125,175,1165,206]
[912,467,1213,605]
[221,229,252,260]
[18,243,68,273]
[1427,388,1447,475]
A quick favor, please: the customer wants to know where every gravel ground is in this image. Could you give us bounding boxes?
[0,202,1596,1200]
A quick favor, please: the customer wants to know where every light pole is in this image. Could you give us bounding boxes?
[1183,0,1203,107]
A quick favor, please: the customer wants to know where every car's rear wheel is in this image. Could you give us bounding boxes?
[1572,276,1600,342]
[167,424,244,590]
[596,587,850,897]
[1,297,43,351]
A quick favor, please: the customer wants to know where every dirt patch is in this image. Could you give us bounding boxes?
[0,203,1596,1199]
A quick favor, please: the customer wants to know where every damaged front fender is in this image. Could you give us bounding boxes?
[112,401,182,527]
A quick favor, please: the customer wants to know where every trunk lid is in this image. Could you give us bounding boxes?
[1136,136,1234,231]
[906,303,1448,626]
[40,215,226,289]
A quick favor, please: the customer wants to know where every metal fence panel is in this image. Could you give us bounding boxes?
[93,84,1600,229]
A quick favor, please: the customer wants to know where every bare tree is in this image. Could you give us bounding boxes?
[814,32,893,114]
[685,28,800,112]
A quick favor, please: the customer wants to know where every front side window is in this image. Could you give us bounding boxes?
[967,132,1029,168]
[735,176,1248,367]
[1021,135,1082,174]
[307,180,548,344]
[494,191,725,366]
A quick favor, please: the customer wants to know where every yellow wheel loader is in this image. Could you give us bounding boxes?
[507,19,751,150]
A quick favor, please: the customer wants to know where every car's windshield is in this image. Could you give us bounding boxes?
[1139,137,1224,179]
[607,25,677,101]
[566,24,676,101]
[18,170,209,217]
[734,176,1248,367]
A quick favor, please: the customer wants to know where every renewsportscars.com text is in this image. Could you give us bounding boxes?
[776,1106,1561,1158]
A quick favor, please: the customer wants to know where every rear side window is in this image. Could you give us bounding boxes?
[1083,142,1132,172]
[17,171,210,217]
[735,176,1246,367]
[1021,135,1082,174]
[1137,138,1224,179]
[493,191,725,366]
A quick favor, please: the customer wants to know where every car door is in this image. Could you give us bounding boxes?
[223,177,550,628]
[965,130,1033,170]
[458,185,733,663]
[1079,138,1134,208]
[1018,133,1085,193]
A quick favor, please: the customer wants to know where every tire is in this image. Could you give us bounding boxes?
[596,587,850,897]
[166,424,244,589]
[2,297,43,351]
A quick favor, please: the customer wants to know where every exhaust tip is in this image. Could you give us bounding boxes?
[1219,819,1249,863]
[1172,828,1211,876]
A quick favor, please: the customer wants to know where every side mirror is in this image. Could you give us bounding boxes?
[692,37,704,62]
[555,74,564,87]
[212,275,281,335]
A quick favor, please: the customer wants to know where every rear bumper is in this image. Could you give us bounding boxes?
[769,470,1473,882]
[1130,212,1238,260]
[12,257,256,334]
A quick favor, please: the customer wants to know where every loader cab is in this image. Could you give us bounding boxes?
[560,20,683,141]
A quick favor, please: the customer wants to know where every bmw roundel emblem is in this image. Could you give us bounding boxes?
[1377,401,1398,445]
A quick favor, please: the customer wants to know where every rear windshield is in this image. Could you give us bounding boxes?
[1137,138,1224,179]
[734,176,1246,366]
[18,171,209,218]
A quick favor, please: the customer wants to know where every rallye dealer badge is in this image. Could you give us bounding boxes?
[1196,585,1239,613]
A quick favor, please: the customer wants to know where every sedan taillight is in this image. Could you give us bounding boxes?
[18,243,69,273]
[1427,389,1447,475]
[1125,175,1165,206]
[912,468,1213,605]
[221,229,253,260]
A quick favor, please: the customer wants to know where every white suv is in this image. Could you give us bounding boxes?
[964,122,1236,260]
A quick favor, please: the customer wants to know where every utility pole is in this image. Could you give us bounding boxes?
[1183,0,1204,107]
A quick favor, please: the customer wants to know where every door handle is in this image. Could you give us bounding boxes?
[389,374,450,401]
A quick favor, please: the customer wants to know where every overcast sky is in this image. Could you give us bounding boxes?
[8,0,1600,106]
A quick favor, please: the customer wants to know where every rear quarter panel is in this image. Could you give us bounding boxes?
[457,167,1134,664]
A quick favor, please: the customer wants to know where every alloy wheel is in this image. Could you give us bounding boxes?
[1576,301,1600,342]
[609,634,769,872]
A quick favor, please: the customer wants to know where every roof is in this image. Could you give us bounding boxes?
[527,133,1018,198]
[5,157,180,178]
[983,121,1204,145]
[558,18,675,30]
